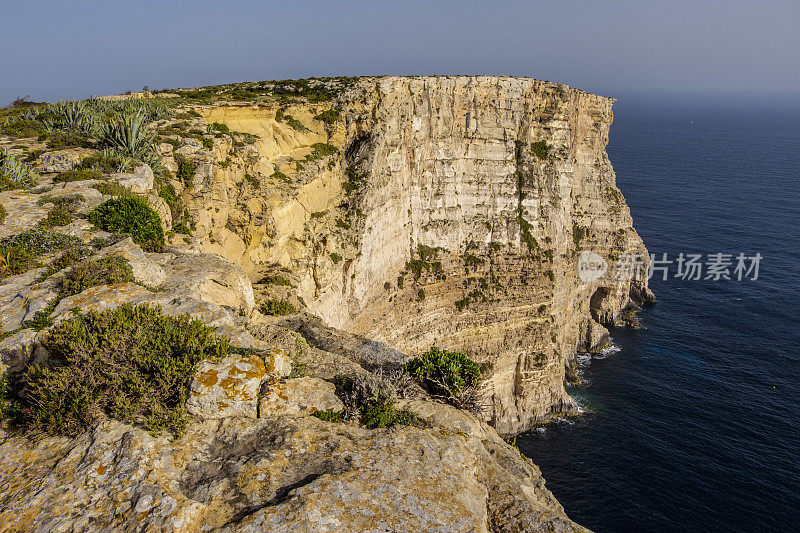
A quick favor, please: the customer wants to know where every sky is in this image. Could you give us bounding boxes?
[2,0,799,104]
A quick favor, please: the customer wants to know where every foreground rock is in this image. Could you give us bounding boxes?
[0,404,585,532]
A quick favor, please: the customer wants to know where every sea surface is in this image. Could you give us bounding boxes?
[517,94,800,532]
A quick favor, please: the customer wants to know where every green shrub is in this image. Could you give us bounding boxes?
[158,183,178,205]
[23,149,44,163]
[331,374,427,429]
[270,170,291,183]
[313,108,340,124]
[260,298,296,316]
[46,131,93,150]
[0,229,81,277]
[46,245,93,275]
[89,197,165,251]
[22,305,56,331]
[61,255,133,297]
[312,409,344,422]
[329,252,342,264]
[402,347,485,409]
[175,155,195,188]
[173,222,192,235]
[39,206,74,228]
[572,222,586,247]
[360,397,399,428]
[201,137,214,150]
[1,304,229,436]
[342,166,365,196]
[0,119,46,138]
[258,275,292,286]
[76,151,132,174]
[284,115,308,132]
[244,173,260,188]
[531,140,549,160]
[0,204,6,225]
[92,181,134,198]
[53,169,102,183]
[206,122,229,134]
[304,143,337,162]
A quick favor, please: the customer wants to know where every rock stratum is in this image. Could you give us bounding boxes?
[0,75,652,531]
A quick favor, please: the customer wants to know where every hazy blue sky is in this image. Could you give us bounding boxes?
[2,0,798,104]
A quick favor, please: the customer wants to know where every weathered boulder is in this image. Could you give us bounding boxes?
[96,238,167,287]
[0,328,37,373]
[152,252,256,316]
[186,354,267,419]
[50,283,236,330]
[109,164,154,193]
[36,149,89,173]
[0,191,50,237]
[258,376,343,417]
[0,269,61,332]
[146,192,172,231]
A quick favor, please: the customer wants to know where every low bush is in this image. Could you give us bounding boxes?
[311,409,344,422]
[531,140,549,160]
[76,151,132,174]
[92,181,134,198]
[304,143,337,162]
[360,397,425,429]
[1,304,229,436]
[61,255,133,297]
[0,229,81,277]
[89,197,164,251]
[53,169,102,183]
[206,122,229,134]
[331,375,427,429]
[257,275,292,286]
[284,115,308,132]
[46,131,93,150]
[0,204,6,225]
[313,108,340,124]
[260,298,296,316]
[175,155,195,188]
[39,205,74,228]
[402,347,486,411]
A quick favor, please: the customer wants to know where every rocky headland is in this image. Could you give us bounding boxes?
[0,76,652,531]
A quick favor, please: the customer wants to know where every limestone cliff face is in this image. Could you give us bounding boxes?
[183,76,653,435]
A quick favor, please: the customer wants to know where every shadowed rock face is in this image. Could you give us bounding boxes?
[185,76,653,434]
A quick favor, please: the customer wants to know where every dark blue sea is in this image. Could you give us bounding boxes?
[517,94,800,532]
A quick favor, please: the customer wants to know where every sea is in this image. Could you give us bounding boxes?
[517,94,800,532]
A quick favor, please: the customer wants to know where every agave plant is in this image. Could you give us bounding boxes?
[97,111,154,157]
[100,148,135,172]
[0,148,38,190]
[50,101,93,133]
